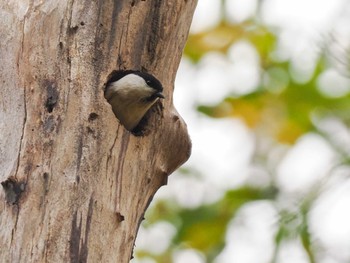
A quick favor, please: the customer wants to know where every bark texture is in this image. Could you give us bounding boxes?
[0,0,196,262]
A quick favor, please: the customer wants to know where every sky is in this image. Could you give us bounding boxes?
[133,1,350,262]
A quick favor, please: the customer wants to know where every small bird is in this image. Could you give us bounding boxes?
[104,70,164,131]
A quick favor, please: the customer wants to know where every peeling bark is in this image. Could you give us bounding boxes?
[0,0,196,262]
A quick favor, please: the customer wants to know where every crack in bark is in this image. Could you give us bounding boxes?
[115,2,134,69]
[106,126,119,180]
[43,214,51,261]
[10,205,20,247]
[14,13,28,182]
[117,27,125,68]
[69,196,94,263]
[14,87,27,181]
[107,1,123,60]
[146,0,162,64]
[106,127,119,202]
[76,130,84,172]
[124,4,133,49]
[114,130,130,213]
[39,169,52,221]
[65,0,75,105]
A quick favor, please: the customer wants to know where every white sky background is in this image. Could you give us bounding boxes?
[133,1,350,262]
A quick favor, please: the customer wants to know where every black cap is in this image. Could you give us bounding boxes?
[106,70,163,92]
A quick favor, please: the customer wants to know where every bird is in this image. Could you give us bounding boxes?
[104,70,164,132]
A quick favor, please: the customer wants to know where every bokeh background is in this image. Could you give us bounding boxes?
[132,0,350,262]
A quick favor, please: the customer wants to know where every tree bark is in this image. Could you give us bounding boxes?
[0,0,195,262]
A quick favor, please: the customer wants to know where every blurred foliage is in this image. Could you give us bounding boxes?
[135,1,350,263]
[198,55,350,144]
[184,21,276,63]
[136,186,278,262]
[192,22,350,144]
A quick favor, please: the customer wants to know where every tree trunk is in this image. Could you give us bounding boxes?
[0,0,195,262]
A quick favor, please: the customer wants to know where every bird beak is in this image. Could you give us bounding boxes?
[155,92,165,99]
